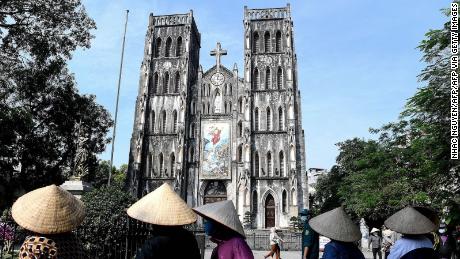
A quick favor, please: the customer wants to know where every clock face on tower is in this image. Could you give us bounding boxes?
[211,72,225,86]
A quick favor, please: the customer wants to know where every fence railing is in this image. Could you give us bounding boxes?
[1,214,300,259]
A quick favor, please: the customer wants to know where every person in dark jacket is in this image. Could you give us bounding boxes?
[300,208,319,259]
[308,207,365,259]
[127,183,201,259]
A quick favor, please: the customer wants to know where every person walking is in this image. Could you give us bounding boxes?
[193,200,254,259]
[299,209,319,259]
[308,207,365,259]
[127,183,201,259]
[264,227,284,259]
[12,184,87,258]
[368,228,382,259]
[382,226,397,259]
[437,223,455,259]
[385,206,437,259]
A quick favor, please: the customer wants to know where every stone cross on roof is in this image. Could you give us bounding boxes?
[210,42,227,70]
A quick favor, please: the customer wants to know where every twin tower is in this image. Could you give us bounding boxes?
[127,5,308,229]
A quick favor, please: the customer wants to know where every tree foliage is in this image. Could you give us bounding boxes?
[79,186,136,257]
[314,5,459,224]
[0,0,113,209]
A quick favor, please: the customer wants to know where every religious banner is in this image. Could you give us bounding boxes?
[200,120,231,179]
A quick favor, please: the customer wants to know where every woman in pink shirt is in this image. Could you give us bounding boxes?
[193,200,254,259]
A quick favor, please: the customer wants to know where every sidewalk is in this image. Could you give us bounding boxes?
[204,249,375,259]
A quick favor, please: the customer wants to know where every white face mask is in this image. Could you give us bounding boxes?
[300,216,308,222]
[439,228,446,234]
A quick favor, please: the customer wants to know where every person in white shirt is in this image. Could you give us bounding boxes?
[264,227,285,259]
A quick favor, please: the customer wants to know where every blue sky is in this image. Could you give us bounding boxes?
[69,0,450,170]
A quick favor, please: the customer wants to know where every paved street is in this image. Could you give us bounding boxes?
[204,249,375,259]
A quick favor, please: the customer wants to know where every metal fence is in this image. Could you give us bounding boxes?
[1,213,300,259]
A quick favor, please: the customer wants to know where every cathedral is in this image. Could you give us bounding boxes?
[127,4,308,229]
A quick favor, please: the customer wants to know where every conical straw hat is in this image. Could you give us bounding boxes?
[12,185,85,234]
[370,228,380,233]
[193,200,245,238]
[127,183,197,226]
[384,206,436,235]
[309,207,362,242]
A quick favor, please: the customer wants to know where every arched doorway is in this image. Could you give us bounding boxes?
[203,181,227,204]
[265,194,275,228]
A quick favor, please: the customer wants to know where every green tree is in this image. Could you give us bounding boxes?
[79,186,136,257]
[86,160,127,188]
[321,5,459,223]
[0,0,113,209]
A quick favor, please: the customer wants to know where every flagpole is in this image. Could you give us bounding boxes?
[109,9,129,186]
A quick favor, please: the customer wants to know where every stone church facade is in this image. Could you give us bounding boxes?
[127,5,308,229]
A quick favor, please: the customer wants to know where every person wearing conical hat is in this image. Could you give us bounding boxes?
[382,225,398,259]
[368,228,382,259]
[127,183,200,259]
[385,206,437,259]
[308,207,365,259]
[299,208,319,259]
[12,184,87,258]
[193,200,254,259]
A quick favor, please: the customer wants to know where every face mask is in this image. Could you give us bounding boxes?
[204,220,215,236]
[439,228,446,234]
[300,216,308,222]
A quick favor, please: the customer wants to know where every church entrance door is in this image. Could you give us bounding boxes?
[203,181,227,204]
[265,194,275,228]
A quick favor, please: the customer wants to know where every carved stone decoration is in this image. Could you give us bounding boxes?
[162,61,172,70]
[259,55,273,66]
[237,169,250,190]
[243,127,250,144]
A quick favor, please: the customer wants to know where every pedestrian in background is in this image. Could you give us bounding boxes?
[193,200,254,259]
[368,228,382,259]
[12,185,87,259]
[264,227,284,259]
[385,206,437,259]
[309,207,365,259]
[127,183,201,259]
[382,226,397,259]
[299,209,319,259]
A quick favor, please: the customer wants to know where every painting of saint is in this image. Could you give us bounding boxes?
[200,121,231,179]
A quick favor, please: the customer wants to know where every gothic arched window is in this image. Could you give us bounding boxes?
[253,68,259,90]
[238,144,243,162]
[148,153,154,177]
[161,110,167,133]
[266,107,272,131]
[265,67,271,89]
[229,84,232,95]
[163,72,170,93]
[238,121,243,137]
[174,72,180,93]
[153,73,159,94]
[154,38,162,58]
[254,152,260,177]
[277,67,283,89]
[176,36,183,56]
[190,148,194,162]
[253,32,260,53]
[239,97,243,113]
[165,37,172,57]
[282,190,287,213]
[228,101,232,114]
[252,191,258,213]
[159,153,164,176]
[254,108,259,131]
[276,31,282,52]
[264,32,271,52]
[170,153,175,177]
[267,151,272,176]
[150,111,155,133]
[173,110,178,133]
[190,123,195,138]
[279,151,285,176]
[278,107,284,130]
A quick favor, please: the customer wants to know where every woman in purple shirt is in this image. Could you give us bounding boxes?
[194,200,254,259]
